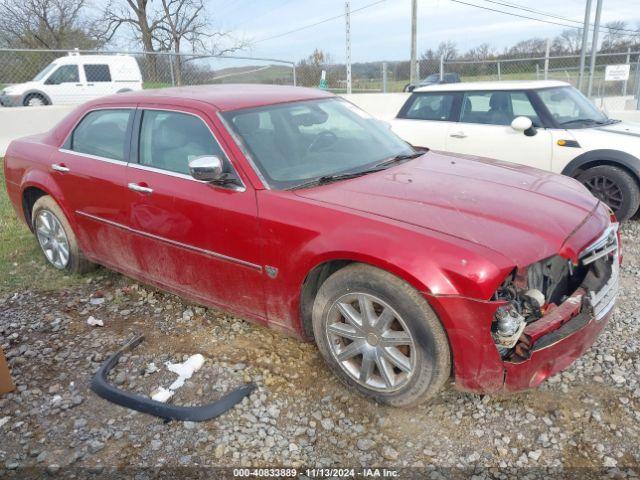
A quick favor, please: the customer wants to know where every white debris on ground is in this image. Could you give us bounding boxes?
[165,354,205,379]
[86,316,104,327]
[0,417,10,428]
[150,386,174,403]
[150,354,206,403]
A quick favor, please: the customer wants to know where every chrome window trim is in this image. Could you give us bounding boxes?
[76,210,262,272]
[137,107,247,192]
[216,111,271,190]
[58,148,126,165]
[127,162,245,192]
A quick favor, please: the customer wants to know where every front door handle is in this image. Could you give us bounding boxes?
[449,132,467,139]
[51,163,70,172]
[128,183,153,194]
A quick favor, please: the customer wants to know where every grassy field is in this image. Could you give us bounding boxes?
[0,158,95,293]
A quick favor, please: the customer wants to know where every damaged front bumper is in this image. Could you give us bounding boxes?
[429,222,620,394]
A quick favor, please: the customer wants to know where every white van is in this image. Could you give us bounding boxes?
[0,53,143,107]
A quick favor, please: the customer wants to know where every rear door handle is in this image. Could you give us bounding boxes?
[51,163,70,172]
[449,132,467,139]
[128,183,153,194]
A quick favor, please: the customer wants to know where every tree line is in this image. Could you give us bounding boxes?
[0,0,248,84]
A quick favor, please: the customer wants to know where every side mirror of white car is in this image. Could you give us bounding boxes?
[511,116,537,137]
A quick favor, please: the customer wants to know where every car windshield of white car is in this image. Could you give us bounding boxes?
[223,98,415,190]
[537,86,611,128]
[33,63,57,81]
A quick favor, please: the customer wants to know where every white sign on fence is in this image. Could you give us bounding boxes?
[605,64,631,82]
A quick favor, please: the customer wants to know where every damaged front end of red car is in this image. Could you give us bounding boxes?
[435,217,620,394]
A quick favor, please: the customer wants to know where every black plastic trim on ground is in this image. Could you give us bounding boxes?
[90,334,256,422]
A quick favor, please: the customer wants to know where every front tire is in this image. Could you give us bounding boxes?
[578,165,640,221]
[312,264,451,406]
[23,93,48,107]
[32,196,95,274]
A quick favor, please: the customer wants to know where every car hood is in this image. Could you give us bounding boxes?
[596,121,640,138]
[295,151,607,266]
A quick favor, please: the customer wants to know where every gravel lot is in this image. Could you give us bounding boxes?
[1,223,639,478]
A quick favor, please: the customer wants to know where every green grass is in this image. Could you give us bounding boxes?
[143,82,173,89]
[0,158,96,293]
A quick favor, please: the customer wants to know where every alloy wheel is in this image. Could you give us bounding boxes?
[584,175,624,212]
[26,96,45,107]
[325,292,416,392]
[35,209,70,269]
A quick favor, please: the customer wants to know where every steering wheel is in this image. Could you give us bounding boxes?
[306,130,338,154]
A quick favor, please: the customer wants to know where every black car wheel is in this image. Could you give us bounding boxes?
[578,165,640,221]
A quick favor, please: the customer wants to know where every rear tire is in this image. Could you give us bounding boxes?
[32,196,95,274]
[312,263,451,406]
[578,165,640,221]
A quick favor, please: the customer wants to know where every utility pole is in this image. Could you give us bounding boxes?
[345,1,352,94]
[410,0,418,85]
[577,0,592,92]
[587,0,603,98]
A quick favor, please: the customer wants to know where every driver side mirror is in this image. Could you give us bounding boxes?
[189,156,224,182]
[511,116,537,137]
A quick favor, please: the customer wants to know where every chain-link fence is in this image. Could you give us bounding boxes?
[442,51,640,111]
[292,51,640,112]
[0,48,295,107]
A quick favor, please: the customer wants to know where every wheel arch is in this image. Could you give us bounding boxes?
[297,253,453,340]
[19,171,75,234]
[21,89,52,106]
[561,149,640,185]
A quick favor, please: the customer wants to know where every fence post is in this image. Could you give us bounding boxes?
[624,47,631,96]
[168,53,175,86]
[636,58,640,110]
[536,64,540,80]
[497,61,501,81]
[382,62,387,93]
[439,55,444,81]
[544,38,551,80]
[292,64,297,86]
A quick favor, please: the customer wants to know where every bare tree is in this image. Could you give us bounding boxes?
[601,21,634,52]
[100,0,165,81]
[436,41,457,61]
[553,28,583,55]
[296,49,336,88]
[0,0,102,49]
[156,0,248,85]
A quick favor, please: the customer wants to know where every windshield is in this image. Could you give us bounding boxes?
[223,98,414,189]
[536,86,610,127]
[33,63,57,81]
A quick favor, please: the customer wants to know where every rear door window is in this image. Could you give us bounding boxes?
[398,93,457,121]
[69,109,133,161]
[84,64,112,82]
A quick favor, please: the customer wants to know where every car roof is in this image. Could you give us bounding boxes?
[100,84,335,111]
[54,54,135,64]
[413,80,569,92]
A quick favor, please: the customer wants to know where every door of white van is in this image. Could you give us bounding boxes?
[80,63,117,102]
[42,64,84,104]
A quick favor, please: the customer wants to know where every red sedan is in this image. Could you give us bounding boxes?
[3,85,620,406]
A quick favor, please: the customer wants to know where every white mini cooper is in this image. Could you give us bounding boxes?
[391,80,640,220]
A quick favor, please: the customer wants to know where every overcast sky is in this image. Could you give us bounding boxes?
[208,0,640,63]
